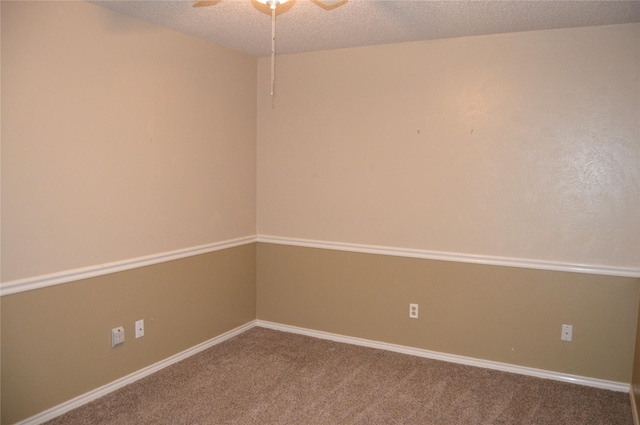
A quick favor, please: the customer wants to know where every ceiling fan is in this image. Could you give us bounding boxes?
[194,0,348,11]
[193,0,348,96]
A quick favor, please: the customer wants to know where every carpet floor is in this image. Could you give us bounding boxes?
[45,327,633,424]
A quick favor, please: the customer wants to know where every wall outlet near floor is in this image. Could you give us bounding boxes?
[135,319,144,339]
[111,326,125,347]
[561,324,573,342]
[409,303,419,319]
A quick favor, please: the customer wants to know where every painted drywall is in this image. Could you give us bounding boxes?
[257,23,640,270]
[1,1,257,283]
[257,243,639,384]
[1,2,258,423]
[1,244,256,425]
[2,3,638,423]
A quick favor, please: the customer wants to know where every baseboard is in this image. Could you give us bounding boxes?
[256,320,629,393]
[16,321,258,425]
[17,319,629,425]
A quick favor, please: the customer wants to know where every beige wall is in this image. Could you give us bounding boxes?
[1,245,256,425]
[257,243,638,383]
[2,2,639,424]
[1,2,258,424]
[255,21,640,392]
[1,1,257,282]
[257,23,640,270]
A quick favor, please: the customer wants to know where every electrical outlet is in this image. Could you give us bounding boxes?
[111,326,125,347]
[409,303,419,319]
[135,319,144,339]
[561,324,573,342]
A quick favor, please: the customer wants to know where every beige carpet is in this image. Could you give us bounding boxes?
[46,327,633,424]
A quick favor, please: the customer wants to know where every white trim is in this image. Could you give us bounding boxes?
[256,320,630,393]
[257,235,640,278]
[17,319,629,424]
[4,234,637,296]
[15,321,258,425]
[0,236,257,296]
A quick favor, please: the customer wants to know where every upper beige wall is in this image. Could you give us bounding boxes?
[257,24,640,270]
[1,1,257,282]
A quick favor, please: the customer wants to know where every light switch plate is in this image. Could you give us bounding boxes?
[561,324,573,342]
[135,319,144,339]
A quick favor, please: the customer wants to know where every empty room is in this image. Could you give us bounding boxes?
[1,1,639,424]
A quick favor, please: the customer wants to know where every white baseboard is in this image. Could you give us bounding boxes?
[16,321,257,425]
[18,319,629,425]
[256,320,629,393]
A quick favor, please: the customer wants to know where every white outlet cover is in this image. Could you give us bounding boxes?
[409,303,419,319]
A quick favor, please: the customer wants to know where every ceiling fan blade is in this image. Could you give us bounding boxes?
[311,0,347,10]
[193,1,222,7]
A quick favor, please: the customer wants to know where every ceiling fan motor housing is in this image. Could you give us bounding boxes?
[257,0,289,9]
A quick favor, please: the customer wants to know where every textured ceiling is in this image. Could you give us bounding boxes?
[93,0,640,57]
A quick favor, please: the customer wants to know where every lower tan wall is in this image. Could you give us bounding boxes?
[3,242,635,424]
[0,244,256,425]
[257,243,638,383]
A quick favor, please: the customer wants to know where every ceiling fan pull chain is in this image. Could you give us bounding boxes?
[270,5,276,96]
